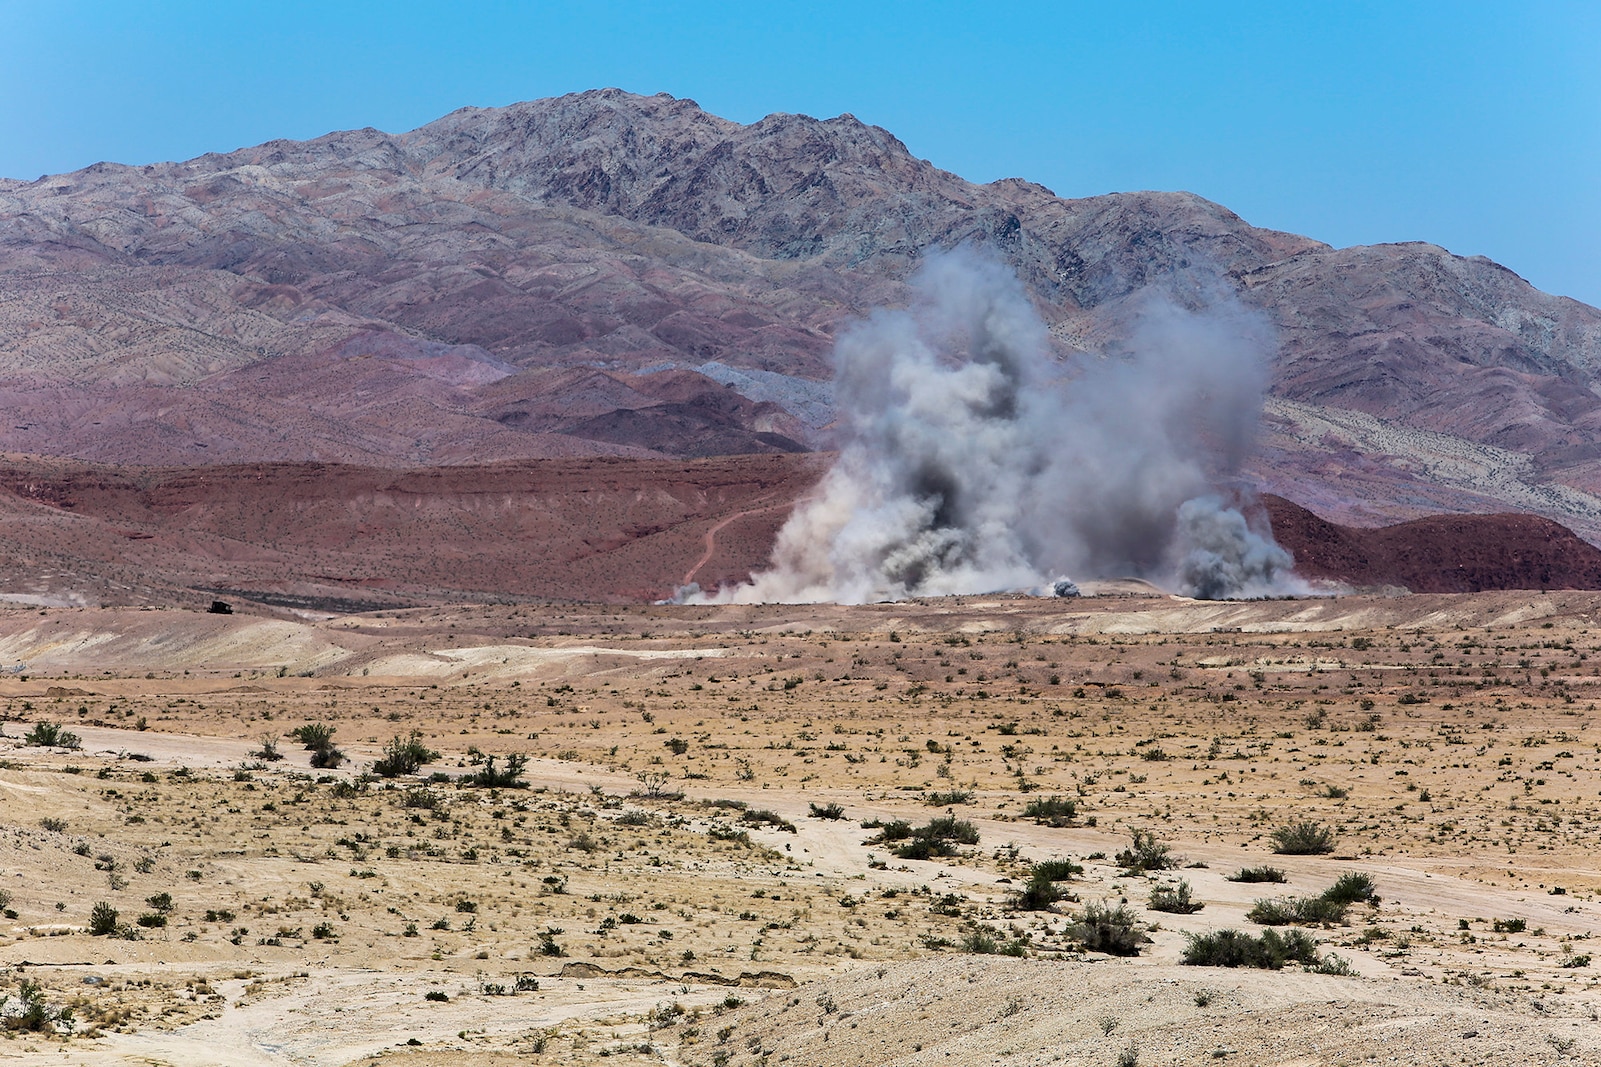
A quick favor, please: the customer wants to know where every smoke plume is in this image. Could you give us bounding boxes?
[696,249,1303,603]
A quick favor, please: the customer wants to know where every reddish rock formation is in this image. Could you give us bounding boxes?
[1264,495,1601,593]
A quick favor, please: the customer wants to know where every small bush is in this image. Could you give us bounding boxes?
[23,722,80,749]
[1032,858,1083,882]
[1071,902,1144,956]
[1013,872,1062,911]
[887,815,980,859]
[1271,821,1337,855]
[1021,795,1077,826]
[1227,865,1287,884]
[372,731,441,778]
[1115,830,1174,873]
[253,735,283,762]
[1322,872,1379,906]
[740,809,797,833]
[866,819,913,842]
[1148,879,1204,914]
[1182,927,1320,969]
[39,817,67,833]
[809,802,846,820]
[1248,872,1378,926]
[89,901,119,936]
[310,746,346,769]
[469,753,529,788]
[1248,896,1347,926]
[924,790,973,806]
[291,723,336,750]
[0,979,74,1034]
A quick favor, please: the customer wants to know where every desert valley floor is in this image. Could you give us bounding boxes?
[4,588,1601,1065]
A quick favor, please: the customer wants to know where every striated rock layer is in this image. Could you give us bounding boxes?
[3,90,1601,539]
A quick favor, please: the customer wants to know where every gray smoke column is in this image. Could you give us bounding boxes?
[696,249,1303,604]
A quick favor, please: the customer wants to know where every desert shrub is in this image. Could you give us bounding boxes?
[39,817,67,833]
[469,753,529,789]
[808,802,846,820]
[291,722,336,749]
[1227,865,1287,884]
[1248,896,1346,926]
[1271,820,1337,855]
[88,901,119,936]
[1248,872,1378,926]
[924,790,973,806]
[0,979,74,1034]
[310,746,346,769]
[372,731,441,778]
[1322,872,1379,906]
[961,927,1028,956]
[136,913,167,928]
[866,819,913,842]
[23,722,80,749]
[740,809,797,833]
[888,815,980,859]
[1071,902,1144,956]
[1182,927,1320,969]
[399,787,441,809]
[1493,917,1527,933]
[1115,830,1174,873]
[146,892,173,912]
[312,922,336,939]
[1013,872,1063,911]
[1021,795,1077,826]
[253,735,283,762]
[1032,858,1083,882]
[1149,879,1204,914]
[425,990,449,1002]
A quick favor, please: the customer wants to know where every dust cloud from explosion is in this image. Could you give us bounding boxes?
[689,251,1303,604]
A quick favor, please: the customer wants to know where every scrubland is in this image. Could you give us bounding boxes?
[3,589,1601,1064]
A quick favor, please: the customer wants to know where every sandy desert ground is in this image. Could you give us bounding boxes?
[4,588,1601,1064]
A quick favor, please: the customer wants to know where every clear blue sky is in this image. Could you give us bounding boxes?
[3,1,1597,305]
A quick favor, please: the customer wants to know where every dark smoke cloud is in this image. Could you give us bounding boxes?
[695,249,1303,604]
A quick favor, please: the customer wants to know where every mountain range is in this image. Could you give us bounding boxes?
[4,88,1601,606]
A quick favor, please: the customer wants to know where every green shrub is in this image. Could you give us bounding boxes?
[0,979,74,1034]
[808,802,846,820]
[1271,820,1337,855]
[1247,896,1347,926]
[88,901,119,936]
[1071,902,1144,956]
[924,790,973,806]
[888,814,980,859]
[468,753,529,788]
[1322,872,1378,906]
[1248,872,1378,926]
[740,809,797,833]
[1021,795,1077,826]
[1181,927,1320,969]
[23,722,80,749]
[310,746,346,769]
[372,731,441,778]
[866,819,913,842]
[291,723,336,750]
[1032,858,1083,882]
[1227,865,1287,883]
[1115,830,1174,873]
[1148,879,1204,914]
[1013,872,1062,911]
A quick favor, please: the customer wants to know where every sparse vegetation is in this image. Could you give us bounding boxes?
[1271,820,1337,855]
[23,722,80,749]
[372,731,441,778]
[1070,902,1144,956]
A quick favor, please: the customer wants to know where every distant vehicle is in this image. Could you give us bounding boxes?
[208,600,233,614]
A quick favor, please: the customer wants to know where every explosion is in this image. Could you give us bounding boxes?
[694,250,1302,603]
